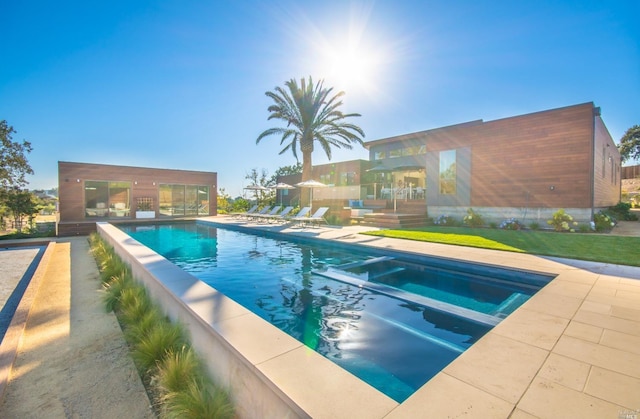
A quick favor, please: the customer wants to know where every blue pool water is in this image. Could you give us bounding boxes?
[120,222,553,402]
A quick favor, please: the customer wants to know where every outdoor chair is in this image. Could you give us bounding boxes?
[253,205,282,222]
[286,207,311,224]
[265,206,294,223]
[300,207,329,228]
[247,206,274,221]
[291,207,328,228]
[232,204,258,219]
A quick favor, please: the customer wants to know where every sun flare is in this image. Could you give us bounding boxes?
[324,45,380,93]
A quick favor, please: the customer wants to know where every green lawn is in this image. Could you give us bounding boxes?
[361,226,640,267]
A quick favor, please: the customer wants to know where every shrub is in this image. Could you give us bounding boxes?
[499,218,523,230]
[488,222,498,229]
[593,211,617,232]
[528,222,540,230]
[578,223,590,233]
[463,208,484,228]
[434,214,457,226]
[608,202,639,221]
[325,213,347,226]
[547,209,576,232]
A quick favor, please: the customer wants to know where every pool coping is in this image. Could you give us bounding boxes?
[99,218,640,418]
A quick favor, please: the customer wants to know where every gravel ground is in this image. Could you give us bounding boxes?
[0,238,155,419]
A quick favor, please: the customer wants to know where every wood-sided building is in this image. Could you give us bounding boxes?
[58,162,217,236]
[364,102,621,224]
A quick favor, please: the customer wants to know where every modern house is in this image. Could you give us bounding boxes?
[365,102,620,224]
[57,161,217,236]
[275,102,621,226]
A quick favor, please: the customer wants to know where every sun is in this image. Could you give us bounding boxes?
[283,2,398,101]
[324,45,379,93]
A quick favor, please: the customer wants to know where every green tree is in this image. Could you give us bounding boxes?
[0,120,33,190]
[256,77,365,207]
[216,187,232,214]
[2,188,39,233]
[245,168,273,205]
[618,125,640,163]
[268,163,303,185]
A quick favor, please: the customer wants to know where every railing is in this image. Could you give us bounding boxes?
[311,183,426,201]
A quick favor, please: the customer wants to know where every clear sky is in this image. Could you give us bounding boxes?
[1,0,638,196]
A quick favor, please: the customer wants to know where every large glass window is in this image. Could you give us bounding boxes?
[84,181,131,218]
[319,174,333,185]
[339,171,356,186]
[159,184,209,216]
[401,145,426,156]
[196,185,209,215]
[439,150,456,195]
[389,149,402,158]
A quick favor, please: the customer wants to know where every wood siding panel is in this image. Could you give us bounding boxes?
[425,103,596,208]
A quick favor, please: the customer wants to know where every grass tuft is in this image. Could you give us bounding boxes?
[101,270,133,312]
[118,285,152,325]
[155,346,203,394]
[132,317,186,376]
[161,377,235,419]
[124,306,165,344]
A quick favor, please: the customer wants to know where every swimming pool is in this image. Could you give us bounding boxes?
[119,222,554,402]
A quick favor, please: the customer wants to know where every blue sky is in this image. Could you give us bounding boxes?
[1,0,638,196]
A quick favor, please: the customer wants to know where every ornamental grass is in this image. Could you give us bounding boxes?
[88,233,234,418]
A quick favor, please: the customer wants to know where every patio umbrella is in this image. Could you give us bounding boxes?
[244,184,269,190]
[295,179,327,211]
[244,184,270,203]
[274,182,296,206]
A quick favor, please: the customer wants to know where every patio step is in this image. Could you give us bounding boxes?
[361,212,428,228]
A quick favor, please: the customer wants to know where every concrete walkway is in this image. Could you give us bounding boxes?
[0,237,154,418]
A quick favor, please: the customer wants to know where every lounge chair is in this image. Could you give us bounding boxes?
[265,206,294,223]
[297,207,329,228]
[247,206,274,221]
[253,205,282,222]
[286,207,311,224]
[232,204,258,219]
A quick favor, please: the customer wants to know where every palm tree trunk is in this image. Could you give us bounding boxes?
[301,150,313,208]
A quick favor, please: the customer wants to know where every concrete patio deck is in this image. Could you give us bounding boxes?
[1,218,639,418]
[207,216,640,418]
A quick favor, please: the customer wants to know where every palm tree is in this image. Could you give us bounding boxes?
[256,77,365,206]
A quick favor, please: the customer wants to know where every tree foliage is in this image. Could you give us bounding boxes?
[244,168,273,205]
[256,77,364,206]
[269,163,302,186]
[618,125,640,163]
[0,120,33,190]
[272,162,303,178]
[2,188,39,232]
